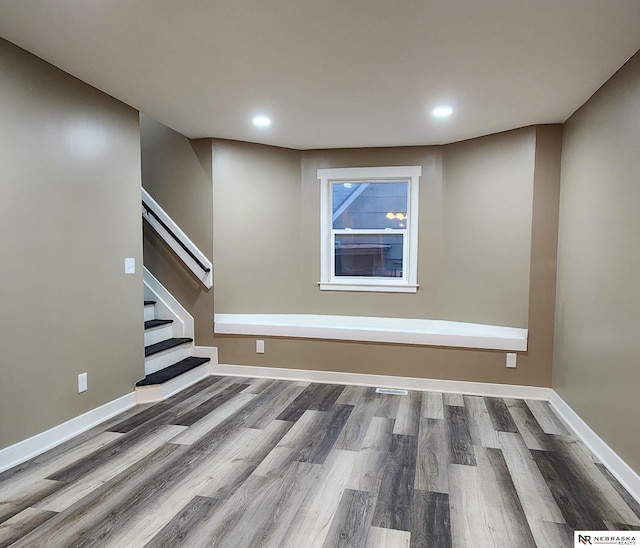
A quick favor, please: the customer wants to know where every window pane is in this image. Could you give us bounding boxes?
[334,233,403,278]
[332,181,408,230]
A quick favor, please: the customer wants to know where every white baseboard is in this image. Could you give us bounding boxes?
[212,363,552,400]
[0,393,136,474]
[550,391,640,504]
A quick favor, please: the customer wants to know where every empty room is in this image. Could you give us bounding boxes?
[1,2,639,547]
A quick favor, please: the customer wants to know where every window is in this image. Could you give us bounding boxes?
[317,165,421,292]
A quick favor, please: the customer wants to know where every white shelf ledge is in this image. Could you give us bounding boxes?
[214,314,528,352]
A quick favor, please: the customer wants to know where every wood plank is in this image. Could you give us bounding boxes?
[281,449,359,548]
[322,489,376,548]
[365,526,411,548]
[170,382,252,426]
[497,432,565,524]
[411,490,452,548]
[449,464,495,548]
[336,385,370,405]
[443,393,464,407]
[35,424,187,512]
[421,391,444,420]
[372,391,401,420]
[444,405,476,466]
[143,496,220,548]
[8,443,188,548]
[595,463,640,521]
[372,434,418,532]
[0,431,122,503]
[559,438,640,526]
[505,398,552,451]
[45,423,183,484]
[393,391,421,437]
[526,400,570,436]
[169,393,257,446]
[276,383,346,421]
[346,417,394,493]
[463,396,500,449]
[294,404,354,465]
[0,479,63,524]
[476,447,537,547]
[243,381,309,429]
[414,418,449,494]
[484,397,518,433]
[0,507,57,547]
[244,461,325,548]
[335,390,378,451]
[531,448,607,531]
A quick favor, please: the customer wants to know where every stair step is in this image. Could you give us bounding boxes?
[145,337,193,357]
[136,356,211,386]
[144,319,173,330]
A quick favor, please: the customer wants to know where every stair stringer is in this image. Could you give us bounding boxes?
[143,267,192,339]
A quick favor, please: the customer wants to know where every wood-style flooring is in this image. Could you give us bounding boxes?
[1,375,639,547]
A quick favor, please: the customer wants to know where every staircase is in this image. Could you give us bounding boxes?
[136,299,212,402]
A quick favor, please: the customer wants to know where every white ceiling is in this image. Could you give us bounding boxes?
[2,0,640,150]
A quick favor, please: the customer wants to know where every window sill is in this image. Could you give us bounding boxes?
[318,282,419,293]
[214,313,528,351]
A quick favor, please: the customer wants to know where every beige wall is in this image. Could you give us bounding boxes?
[0,39,143,449]
[213,130,537,324]
[554,51,640,473]
[212,140,302,314]
[213,127,561,387]
[442,128,535,327]
[141,115,215,345]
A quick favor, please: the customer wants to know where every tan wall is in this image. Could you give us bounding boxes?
[0,39,143,449]
[441,128,535,327]
[141,115,215,345]
[554,51,640,473]
[212,140,302,314]
[213,127,561,387]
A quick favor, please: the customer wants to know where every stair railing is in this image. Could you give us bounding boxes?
[142,187,213,288]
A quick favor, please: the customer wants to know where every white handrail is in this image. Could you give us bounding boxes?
[142,187,213,288]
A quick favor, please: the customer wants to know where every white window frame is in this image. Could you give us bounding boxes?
[317,165,421,293]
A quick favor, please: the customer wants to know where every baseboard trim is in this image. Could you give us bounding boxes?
[550,391,640,504]
[0,392,136,473]
[212,363,552,400]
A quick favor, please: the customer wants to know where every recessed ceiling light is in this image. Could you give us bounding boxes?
[252,115,271,127]
[432,106,453,118]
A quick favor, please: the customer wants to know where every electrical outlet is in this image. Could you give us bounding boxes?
[506,353,517,368]
[256,339,265,354]
[78,372,88,392]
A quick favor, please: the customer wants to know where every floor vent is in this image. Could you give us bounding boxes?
[375,387,409,396]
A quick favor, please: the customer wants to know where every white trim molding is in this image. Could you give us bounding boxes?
[212,363,550,400]
[144,267,193,339]
[317,165,421,293]
[142,187,213,288]
[214,313,528,352]
[0,393,136,473]
[550,391,640,504]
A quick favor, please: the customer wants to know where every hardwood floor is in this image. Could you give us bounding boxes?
[1,375,639,547]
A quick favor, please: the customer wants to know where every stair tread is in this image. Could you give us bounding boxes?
[144,300,156,306]
[145,337,193,357]
[144,319,174,330]
[136,356,210,386]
